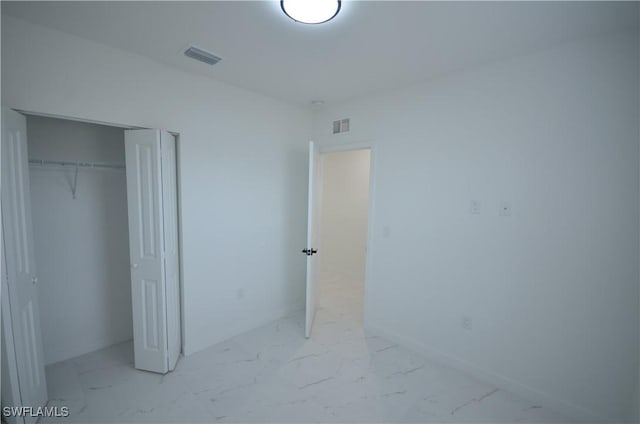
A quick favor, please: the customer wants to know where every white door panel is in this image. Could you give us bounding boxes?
[1,108,47,423]
[305,141,322,338]
[160,132,181,371]
[3,230,26,424]
[125,129,180,374]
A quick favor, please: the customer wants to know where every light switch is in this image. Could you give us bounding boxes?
[470,200,481,215]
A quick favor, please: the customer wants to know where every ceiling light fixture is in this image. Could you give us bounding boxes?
[281,0,341,24]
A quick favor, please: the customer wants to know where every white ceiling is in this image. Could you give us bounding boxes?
[3,1,638,107]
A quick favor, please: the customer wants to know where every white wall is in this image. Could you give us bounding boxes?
[313,31,639,422]
[1,15,312,356]
[319,150,370,283]
[26,115,132,365]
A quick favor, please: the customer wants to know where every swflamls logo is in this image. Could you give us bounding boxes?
[2,406,70,418]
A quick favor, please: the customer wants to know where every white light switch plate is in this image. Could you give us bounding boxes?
[470,200,481,215]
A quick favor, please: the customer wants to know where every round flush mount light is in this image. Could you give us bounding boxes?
[281,0,341,24]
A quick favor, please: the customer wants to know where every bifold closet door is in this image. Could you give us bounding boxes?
[124,129,181,374]
[1,108,48,423]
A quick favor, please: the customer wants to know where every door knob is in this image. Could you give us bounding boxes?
[131,263,139,269]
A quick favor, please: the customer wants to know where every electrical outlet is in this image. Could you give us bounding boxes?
[237,288,244,300]
[383,225,391,238]
[462,316,472,330]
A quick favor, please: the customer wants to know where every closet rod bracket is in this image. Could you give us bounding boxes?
[71,164,79,199]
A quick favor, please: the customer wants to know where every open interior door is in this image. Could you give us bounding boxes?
[1,108,48,423]
[125,129,181,373]
[304,141,322,338]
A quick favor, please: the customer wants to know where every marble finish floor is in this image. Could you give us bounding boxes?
[44,276,571,423]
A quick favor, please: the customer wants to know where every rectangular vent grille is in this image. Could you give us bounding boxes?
[184,46,222,66]
[333,118,350,134]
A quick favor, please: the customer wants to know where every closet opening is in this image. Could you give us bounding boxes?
[26,115,134,367]
[317,148,371,327]
[1,108,184,419]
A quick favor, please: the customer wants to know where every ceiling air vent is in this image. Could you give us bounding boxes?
[184,46,222,66]
[333,118,350,134]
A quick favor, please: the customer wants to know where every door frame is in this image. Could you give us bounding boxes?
[316,141,376,329]
[0,106,186,364]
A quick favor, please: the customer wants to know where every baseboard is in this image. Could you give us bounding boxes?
[183,303,304,357]
[45,334,133,365]
[365,323,608,423]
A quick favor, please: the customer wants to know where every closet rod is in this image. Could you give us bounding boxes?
[28,159,125,170]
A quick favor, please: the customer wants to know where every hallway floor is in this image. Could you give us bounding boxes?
[44,276,570,423]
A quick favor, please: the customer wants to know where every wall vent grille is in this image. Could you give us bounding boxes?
[184,46,222,66]
[333,118,350,134]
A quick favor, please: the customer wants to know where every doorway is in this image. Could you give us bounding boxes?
[317,149,371,326]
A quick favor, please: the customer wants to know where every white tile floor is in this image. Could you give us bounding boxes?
[44,276,571,423]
